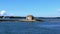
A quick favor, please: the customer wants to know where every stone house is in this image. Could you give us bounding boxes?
[26,15,34,20]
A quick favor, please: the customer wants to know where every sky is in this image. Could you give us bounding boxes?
[0,0,60,17]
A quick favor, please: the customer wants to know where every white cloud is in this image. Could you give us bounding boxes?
[0,10,6,16]
[0,10,14,16]
[57,9,60,12]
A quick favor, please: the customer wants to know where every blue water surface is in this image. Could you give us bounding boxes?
[0,21,60,34]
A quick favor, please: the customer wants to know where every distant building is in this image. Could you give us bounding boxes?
[26,15,34,20]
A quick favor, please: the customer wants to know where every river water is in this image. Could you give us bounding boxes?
[0,18,60,34]
[0,21,60,34]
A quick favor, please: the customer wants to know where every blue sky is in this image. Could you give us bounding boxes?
[0,0,60,17]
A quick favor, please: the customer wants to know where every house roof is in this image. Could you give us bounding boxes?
[27,15,34,17]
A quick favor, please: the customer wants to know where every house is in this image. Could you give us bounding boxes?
[26,15,34,20]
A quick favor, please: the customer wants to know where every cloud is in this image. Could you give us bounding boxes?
[0,10,6,16]
[57,9,60,12]
[0,10,14,16]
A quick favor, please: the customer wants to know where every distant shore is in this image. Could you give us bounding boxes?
[0,19,43,22]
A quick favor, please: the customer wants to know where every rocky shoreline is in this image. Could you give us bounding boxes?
[0,15,43,22]
[0,19,43,22]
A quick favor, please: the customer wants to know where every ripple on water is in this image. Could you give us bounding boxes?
[0,22,60,34]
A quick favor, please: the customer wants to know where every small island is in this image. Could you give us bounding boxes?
[0,15,43,22]
[19,15,43,22]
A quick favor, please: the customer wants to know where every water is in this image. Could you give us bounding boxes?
[0,18,60,34]
[0,22,60,34]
